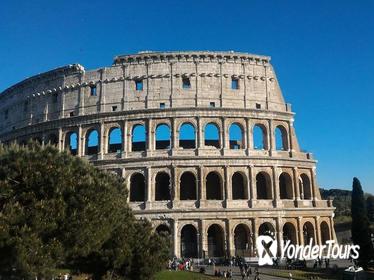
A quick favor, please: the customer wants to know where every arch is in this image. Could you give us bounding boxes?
[303,222,315,245]
[258,222,275,237]
[279,172,293,199]
[206,172,223,200]
[180,172,197,200]
[320,221,330,245]
[129,173,145,202]
[275,125,288,151]
[179,123,196,149]
[46,133,58,146]
[204,122,220,148]
[132,124,146,151]
[155,172,171,201]
[207,224,225,257]
[66,132,78,155]
[299,174,312,200]
[253,124,266,150]
[234,224,252,257]
[86,129,99,155]
[155,124,171,150]
[283,223,297,245]
[229,123,244,149]
[256,172,272,199]
[232,172,247,200]
[156,224,171,235]
[181,225,198,258]
[108,127,122,153]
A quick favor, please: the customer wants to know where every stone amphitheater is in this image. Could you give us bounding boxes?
[0,51,335,259]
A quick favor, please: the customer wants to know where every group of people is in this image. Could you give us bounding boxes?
[168,257,194,271]
[313,257,330,269]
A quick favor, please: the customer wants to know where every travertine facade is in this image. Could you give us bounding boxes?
[0,51,335,259]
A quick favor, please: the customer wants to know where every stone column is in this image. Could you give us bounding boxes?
[122,120,127,158]
[246,118,252,156]
[268,120,274,153]
[253,218,259,257]
[275,217,282,255]
[99,69,106,113]
[200,220,208,258]
[58,127,63,152]
[311,168,320,202]
[297,217,303,246]
[198,166,205,207]
[329,216,337,242]
[314,216,321,245]
[99,122,105,160]
[226,219,235,257]
[224,166,230,207]
[146,167,153,209]
[171,118,178,153]
[249,165,257,207]
[78,72,85,116]
[78,126,83,156]
[197,117,204,154]
[287,120,293,155]
[272,166,280,207]
[222,117,228,151]
[172,165,179,206]
[146,119,153,154]
[292,167,300,206]
[173,219,179,257]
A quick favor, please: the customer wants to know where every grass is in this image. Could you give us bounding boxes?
[155,270,219,280]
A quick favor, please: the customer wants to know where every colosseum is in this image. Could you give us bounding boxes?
[0,51,335,259]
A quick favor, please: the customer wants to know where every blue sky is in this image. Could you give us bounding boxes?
[1,0,373,192]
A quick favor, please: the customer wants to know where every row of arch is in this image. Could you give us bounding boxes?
[156,221,331,258]
[129,170,312,202]
[64,121,289,155]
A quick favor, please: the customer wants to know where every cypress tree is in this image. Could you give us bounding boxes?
[351,177,373,268]
[366,195,374,223]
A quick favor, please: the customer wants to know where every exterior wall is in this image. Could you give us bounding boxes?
[0,51,335,259]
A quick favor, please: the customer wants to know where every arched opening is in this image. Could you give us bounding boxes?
[132,124,146,151]
[253,124,266,150]
[129,173,145,202]
[275,125,288,151]
[234,224,252,257]
[179,123,196,149]
[155,172,171,201]
[303,222,315,245]
[66,132,78,155]
[207,224,225,257]
[259,222,275,237]
[283,223,297,245]
[155,124,171,150]
[232,172,247,200]
[206,172,222,200]
[320,221,330,245]
[156,224,171,236]
[46,134,58,146]
[181,225,198,258]
[86,129,99,155]
[180,172,197,200]
[299,174,312,200]
[256,172,272,199]
[279,172,293,199]
[204,123,220,148]
[229,123,243,149]
[108,127,122,153]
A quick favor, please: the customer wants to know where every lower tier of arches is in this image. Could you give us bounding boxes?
[150,214,336,259]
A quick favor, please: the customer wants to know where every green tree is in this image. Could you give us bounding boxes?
[367,195,374,223]
[351,177,374,268]
[0,143,169,279]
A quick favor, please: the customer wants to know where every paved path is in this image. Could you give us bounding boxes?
[203,265,287,280]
